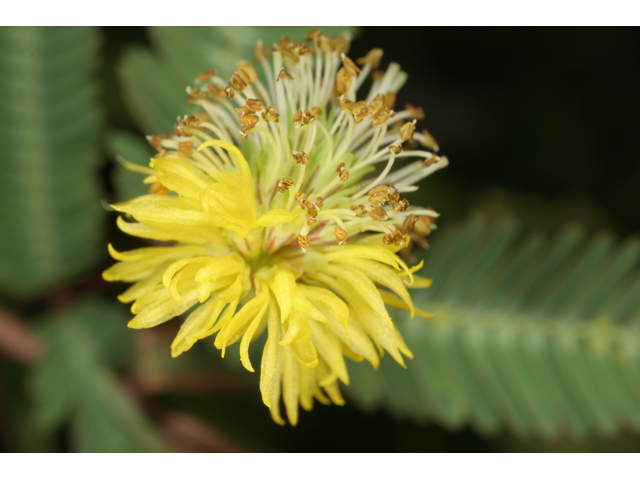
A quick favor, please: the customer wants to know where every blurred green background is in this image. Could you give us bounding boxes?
[1,26,640,452]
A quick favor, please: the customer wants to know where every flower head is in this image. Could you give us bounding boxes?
[104,31,447,425]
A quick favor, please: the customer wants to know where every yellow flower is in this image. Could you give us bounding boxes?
[104,32,447,425]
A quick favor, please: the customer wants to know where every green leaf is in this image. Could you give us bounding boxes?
[107,130,155,200]
[346,215,640,440]
[30,297,167,452]
[0,27,104,297]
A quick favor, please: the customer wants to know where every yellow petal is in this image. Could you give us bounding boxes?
[112,195,212,226]
[282,346,300,426]
[257,209,299,227]
[116,216,223,244]
[260,302,282,410]
[239,310,266,372]
[311,324,349,384]
[198,139,252,180]
[151,156,214,199]
[171,298,226,357]
[323,245,400,270]
[215,289,269,355]
[290,340,318,368]
[298,284,349,332]
[128,284,199,329]
[340,257,415,316]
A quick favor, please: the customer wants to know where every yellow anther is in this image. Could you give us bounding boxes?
[150,181,170,195]
[203,83,226,99]
[334,226,349,245]
[298,235,310,249]
[311,106,323,117]
[304,29,322,42]
[352,101,368,124]
[336,163,349,182]
[400,120,417,142]
[337,95,355,112]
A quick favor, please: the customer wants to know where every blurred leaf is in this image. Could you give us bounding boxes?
[30,297,167,452]
[346,215,640,441]
[107,130,155,200]
[0,27,104,297]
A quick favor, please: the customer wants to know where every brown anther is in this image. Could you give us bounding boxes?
[370,70,385,82]
[335,67,352,95]
[424,155,439,167]
[183,115,202,128]
[292,109,315,127]
[253,41,269,63]
[304,29,322,42]
[350,204,367,215]
[153,148,168,159]
[187,87,207,106]
[388,184,400,202]
[298,235,310,249]
[403,213,417,231]
[178,141,194,157]
[414,215,435,237]
[276,68,294,82]
[337,95,354,112]
[203,83,226,99]
[315,197,324,207]
[240,121,258,140]
[237,60,258,83]
[341,55,361,76]
[382,233,395,246]
[245,98,264,112]
[368,189,389,207]
[334,226,348,245]
[240,114,260,126]
[400,121,417,142]
[392,225,409,246]
[420,128,440,152]
[334,35,350,54]
[235,106,252,116]
[367,94,385,117]
[317,35,336,53]
[388,144,403,155]
[148,134,165,151]
[261,106,281,123]
[311,106,323,117]
[372,108,393,127]
[392,198,409,212]
[385,92,396,109]
[293,151,309,165]
[224,85,235,100]
[405,103,425,120]
[369,206,388,222]
[357,48,383,69]
[368,185,390,197]
[150,181,170,195]
[305,202,318,224]
[229,73,247,93]
[352,100,369,124]
[277,178,294,193]
[336,163,349,181]
[196,69,217,83]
